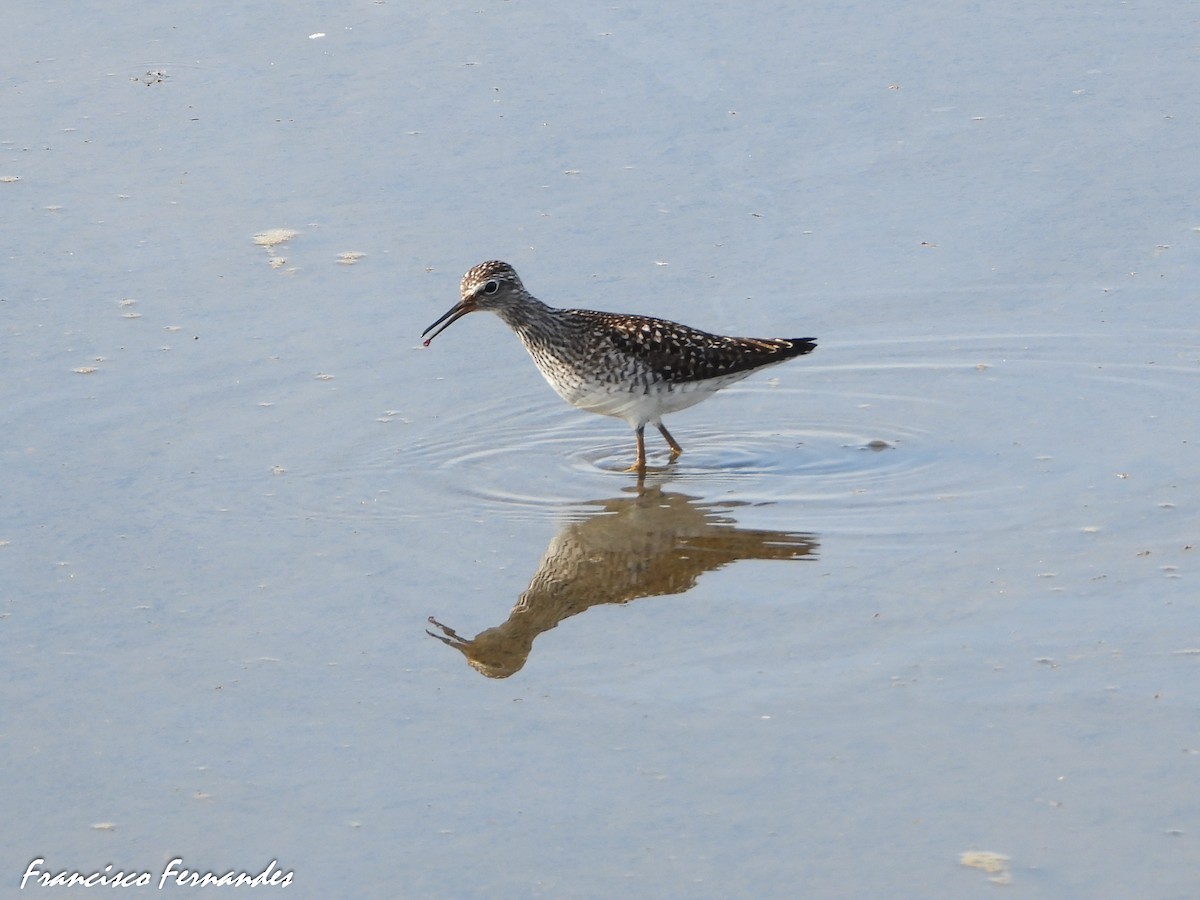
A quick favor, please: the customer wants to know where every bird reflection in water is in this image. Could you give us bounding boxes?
[427,484,818,678]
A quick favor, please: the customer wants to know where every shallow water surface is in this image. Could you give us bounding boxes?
[4,1,1199,897]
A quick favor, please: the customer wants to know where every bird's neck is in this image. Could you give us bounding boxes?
[496,295,567,345]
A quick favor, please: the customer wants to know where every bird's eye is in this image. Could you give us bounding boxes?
[482,280,499,294]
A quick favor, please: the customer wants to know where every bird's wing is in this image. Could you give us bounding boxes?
[569,310,815,383]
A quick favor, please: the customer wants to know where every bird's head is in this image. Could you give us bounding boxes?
[422,260,526,345]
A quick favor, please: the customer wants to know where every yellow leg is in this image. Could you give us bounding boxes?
[625,425,648,473]
[657,422,683,459]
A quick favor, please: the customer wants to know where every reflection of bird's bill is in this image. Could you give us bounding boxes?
[425,617,467,649]
[421,300,474,345]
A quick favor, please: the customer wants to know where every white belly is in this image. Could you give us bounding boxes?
[542,369,751,427]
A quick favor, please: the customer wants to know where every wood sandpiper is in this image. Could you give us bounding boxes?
[422,260,817,471]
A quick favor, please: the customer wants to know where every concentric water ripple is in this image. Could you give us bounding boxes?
[388,328,1197,539]
[392,379,959,532]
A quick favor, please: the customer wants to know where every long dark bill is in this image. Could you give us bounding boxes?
[421,301,473,347]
